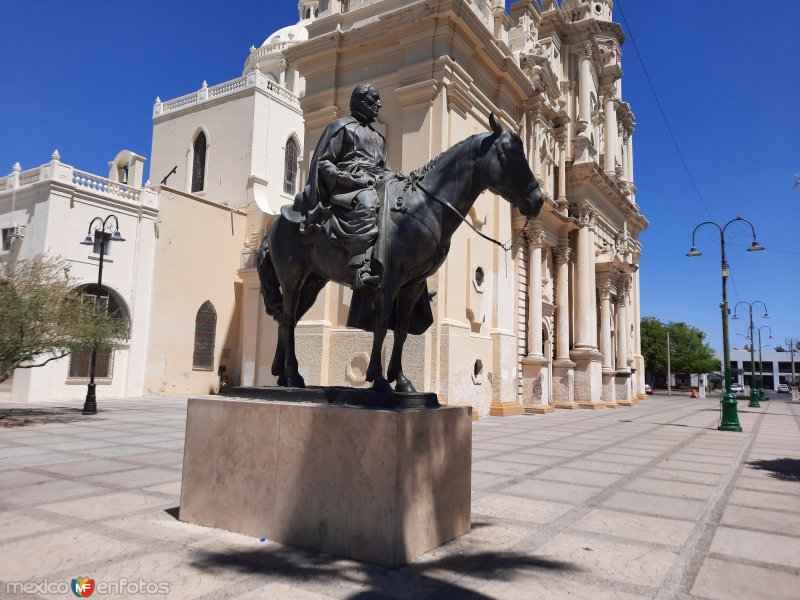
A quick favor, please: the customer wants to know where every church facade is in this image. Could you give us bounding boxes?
[1,0,647,414]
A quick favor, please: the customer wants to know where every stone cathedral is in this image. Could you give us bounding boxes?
[0,0,648,413]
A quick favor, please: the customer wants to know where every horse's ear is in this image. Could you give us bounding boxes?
[489,112,503,137]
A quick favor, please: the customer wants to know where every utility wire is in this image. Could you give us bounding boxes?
[615,0,715,221]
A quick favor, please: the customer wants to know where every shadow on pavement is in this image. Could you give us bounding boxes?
[189,545,578,599]
[0,407,95,428]
[746,458,800,482]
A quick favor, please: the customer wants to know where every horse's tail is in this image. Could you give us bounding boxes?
[256,226,283,320]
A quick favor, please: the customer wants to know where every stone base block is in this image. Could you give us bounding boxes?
[553,402,579,410]
[578,402,606,410]
[616,400,635,407]
[180,396,472,567]
[490,401,525,416]
[525,406,555,414]
[605,403,619,409]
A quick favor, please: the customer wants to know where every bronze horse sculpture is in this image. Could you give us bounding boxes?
[257,114,543,393]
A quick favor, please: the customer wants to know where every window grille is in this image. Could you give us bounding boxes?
[193,301,217,370]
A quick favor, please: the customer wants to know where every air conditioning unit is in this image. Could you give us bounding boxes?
[8,225,25,239]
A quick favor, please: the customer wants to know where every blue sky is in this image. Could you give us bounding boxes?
[1,1,798,354]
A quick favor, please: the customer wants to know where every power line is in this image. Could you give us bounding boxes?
[615,0,715,221]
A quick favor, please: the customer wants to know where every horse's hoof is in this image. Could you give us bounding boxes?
[394,375,416,393]
[287,375,306,388]
[371,379,393,393]
[277,375,288,387]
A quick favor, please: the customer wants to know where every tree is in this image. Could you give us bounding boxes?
[0,256,129,383]
[641,317,720,385]
[774,345,786,353]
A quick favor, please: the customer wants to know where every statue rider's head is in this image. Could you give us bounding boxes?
[350,84,381,124]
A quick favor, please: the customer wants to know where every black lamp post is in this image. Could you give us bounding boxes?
[687,216,764,432]
[79,215,125,415]
[732,300,768,408]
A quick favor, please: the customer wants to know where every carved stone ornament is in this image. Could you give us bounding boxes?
[552,246,572,265]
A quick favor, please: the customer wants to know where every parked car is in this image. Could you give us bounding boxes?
[730,383,744,394]
[644,384,653,395]
[777,383,790,393]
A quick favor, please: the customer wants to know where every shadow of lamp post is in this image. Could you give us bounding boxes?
[732,300,769,408]
[79,215,125,415]
[687,216,764,432]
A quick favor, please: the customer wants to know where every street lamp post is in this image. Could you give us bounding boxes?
[687,216,764,432]
[79,215,125,415]
[756,325,773,401]
[732,300,769,408]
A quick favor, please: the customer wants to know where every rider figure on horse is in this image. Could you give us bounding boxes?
[293,83,399,290]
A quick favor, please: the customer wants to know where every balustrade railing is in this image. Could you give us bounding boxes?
[18,168,41,186]
[72,169,141,202]
[155,72,299,117]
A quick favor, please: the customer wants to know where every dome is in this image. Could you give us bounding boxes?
[260,21,309,49]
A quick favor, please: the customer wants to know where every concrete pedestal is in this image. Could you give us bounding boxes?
[179,396,472,567]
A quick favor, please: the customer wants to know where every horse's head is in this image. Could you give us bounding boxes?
[484,113,543,219]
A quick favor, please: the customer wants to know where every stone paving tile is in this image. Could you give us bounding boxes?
[535,531,677,588]
[571,508,694,547]
[536,466,625,487]
[471,471,513,490]
[81,445,162,458]
[103,510,211,545]
[624,477,717,501]
[519,447,579,458]
[709,526,800,569]
[504,479,603,503]
[143,481,182,496]
[494,453,563,467]
[2,479,106,507]
[734,474,800,496]
[642,467,723,486]
[472,494,573,524]
[87,467,180,488]
[0,510,62,540]
[475,571,650,600]
[142,440,186,450]
[40,491,173,520]
[562,458,639,475]
[601,490,705,520]
[37,439,119,452]
[0,527,138,581]
[728,489,800,513]
[720,504,800,537]
[0,469,56,490]
[0,452,86,469]
[472,459,540,477]
[41,551,249,600]
[37,458,137,477]
[668,452,736,465]
[234,582,338,600]
[657,459,731,474]
[690,556,800,600]
[590,452,654,465]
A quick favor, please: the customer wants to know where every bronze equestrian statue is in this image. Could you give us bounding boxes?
[258,84,543,393]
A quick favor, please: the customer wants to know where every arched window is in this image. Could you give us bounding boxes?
[191,131,207,193]
[68,285,129,381]
[284,137,299,195]
[193,301,217,370]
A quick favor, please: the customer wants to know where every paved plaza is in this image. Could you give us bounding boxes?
[1,393,799,599]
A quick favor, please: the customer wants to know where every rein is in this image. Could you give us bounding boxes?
[414,179,531,253]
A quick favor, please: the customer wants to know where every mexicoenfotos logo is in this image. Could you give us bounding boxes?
[72,576,95,597]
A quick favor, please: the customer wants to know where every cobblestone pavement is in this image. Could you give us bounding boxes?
[1,394,798,599]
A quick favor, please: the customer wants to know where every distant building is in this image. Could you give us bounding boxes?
[720,349,800,391]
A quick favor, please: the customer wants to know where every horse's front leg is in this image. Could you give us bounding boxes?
[387,283,425,393]
[366,291,391,392]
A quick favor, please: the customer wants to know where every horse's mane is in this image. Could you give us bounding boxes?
[407,132,490,181]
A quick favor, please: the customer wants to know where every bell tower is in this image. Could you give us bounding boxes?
[563,0,613,22]
[298,0,319,21]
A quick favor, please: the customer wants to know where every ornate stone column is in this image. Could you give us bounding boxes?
[615,275,635,405]
[578,44,592,134]
[552,245,576,408]
[556,135,568,215]
[571,205,604,408]
[522,229,553,413]
[603,91,617,174]
[599,279,617,407]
